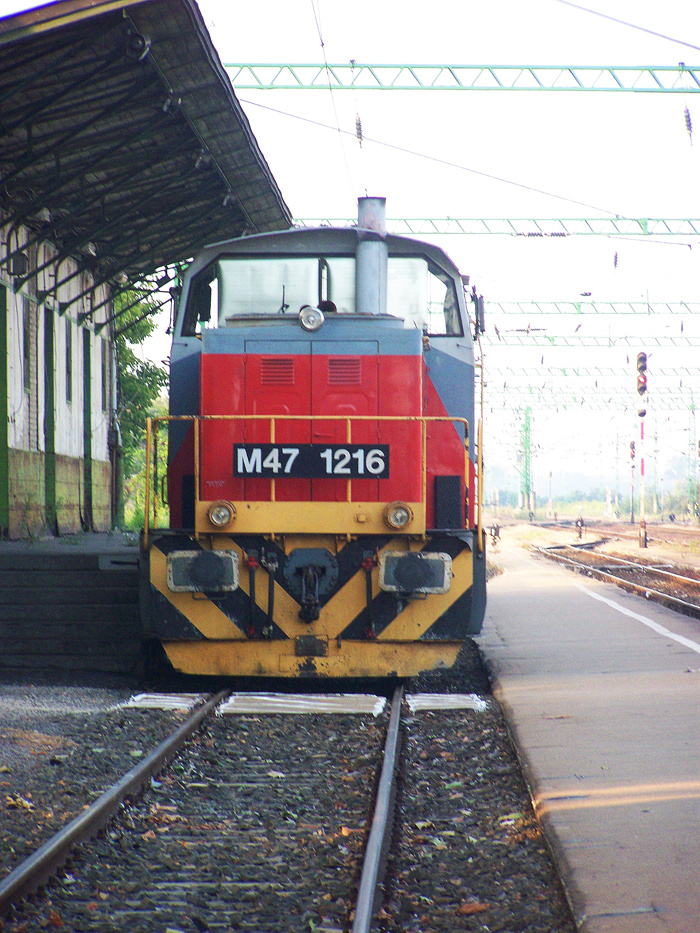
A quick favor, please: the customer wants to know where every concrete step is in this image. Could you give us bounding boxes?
[0,547,143,674]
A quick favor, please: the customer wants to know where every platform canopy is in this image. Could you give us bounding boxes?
[0,0,292,295]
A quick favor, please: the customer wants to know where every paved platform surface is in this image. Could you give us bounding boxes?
[478,530,700,933]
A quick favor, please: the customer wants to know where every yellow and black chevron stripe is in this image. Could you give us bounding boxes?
[143,531,484,678]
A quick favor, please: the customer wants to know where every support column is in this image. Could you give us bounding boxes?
[82,326,93,530]
[0,286,8,535]
[44,306,56,531]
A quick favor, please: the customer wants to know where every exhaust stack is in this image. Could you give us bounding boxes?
[356,196,387,315]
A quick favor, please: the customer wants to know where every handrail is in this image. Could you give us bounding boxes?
[144,417,152,549]
[144,414,472,542]
[477,418,484,554]
[476,323,486,555]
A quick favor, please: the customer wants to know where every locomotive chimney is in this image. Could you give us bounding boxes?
[356,196,387,315]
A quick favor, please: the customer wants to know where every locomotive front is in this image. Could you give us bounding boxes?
[141,198,486,678]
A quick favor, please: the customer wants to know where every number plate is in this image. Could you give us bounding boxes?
[233,444,390,478]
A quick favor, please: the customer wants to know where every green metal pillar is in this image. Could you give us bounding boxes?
[82,326,93,530]
[44,306,56,531]
[0,286,8,535]
[519,407,533,512]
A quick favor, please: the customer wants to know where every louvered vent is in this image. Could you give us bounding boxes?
[328,357,361,385]
[261,358,295,385]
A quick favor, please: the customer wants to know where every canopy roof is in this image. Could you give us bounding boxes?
[0,0,292,297]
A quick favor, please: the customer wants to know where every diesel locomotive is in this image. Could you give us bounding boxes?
[141,198,486,678]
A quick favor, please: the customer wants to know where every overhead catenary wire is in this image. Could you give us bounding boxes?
[240,98,625,217]
[308,0,356,199]
[552,0,700,54]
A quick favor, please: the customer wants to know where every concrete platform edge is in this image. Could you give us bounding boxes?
[488,673,587,932]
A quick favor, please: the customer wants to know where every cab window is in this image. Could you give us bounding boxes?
[181,256,356,335]
[387,257,462,336]
[181,253,461,336]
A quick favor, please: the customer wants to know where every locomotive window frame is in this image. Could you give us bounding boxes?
[181,261,217,336]
[387,256,463,337]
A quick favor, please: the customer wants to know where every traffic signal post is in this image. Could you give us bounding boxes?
[637,353,648,548]
[630,440,636,525]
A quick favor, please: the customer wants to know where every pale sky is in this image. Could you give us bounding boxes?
[4,0,700,494]
[201,0,700,495]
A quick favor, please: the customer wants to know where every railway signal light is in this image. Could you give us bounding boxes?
[636,352,647,396]
[630,441,636,459]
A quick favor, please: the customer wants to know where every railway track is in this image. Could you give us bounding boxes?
[536,543,700,618]
[0,675,577,933]
[541,519,700,551]
[0,689,402,933]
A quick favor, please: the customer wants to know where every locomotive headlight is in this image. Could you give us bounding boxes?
[299,305,325,332]
[207,500,236,527]
[383,501,413,530]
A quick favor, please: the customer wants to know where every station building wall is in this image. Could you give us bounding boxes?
[0,226,115,538]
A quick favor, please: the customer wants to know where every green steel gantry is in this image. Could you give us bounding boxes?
[294,219,700,236]
[485,386,696,411]
[226,63,700,93]
[483,333,700,348]
[487,301,700,315]
[488,366,698,379]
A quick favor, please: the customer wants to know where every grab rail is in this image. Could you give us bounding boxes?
[144,414,472,546]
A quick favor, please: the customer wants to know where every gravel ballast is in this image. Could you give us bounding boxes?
[0,681,184,877]
[0,640,576,932]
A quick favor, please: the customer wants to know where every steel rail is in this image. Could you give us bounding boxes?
[144,413,471,543]
[537,548,700,616]
[0,690,229,916]
[352,685,404,933]
[569,549,700,588]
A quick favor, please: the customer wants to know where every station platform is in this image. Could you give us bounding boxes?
[479,530,700,933]
[0,532,141,675]
[0,530,139,554]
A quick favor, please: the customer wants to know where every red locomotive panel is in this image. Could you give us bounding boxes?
[422,362,471,527]
[309,352,379,502]
[195,350,435,510]
[194,347,465,528]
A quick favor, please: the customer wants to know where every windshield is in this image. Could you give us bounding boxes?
[181,254,462,336]
[217,256,355,321]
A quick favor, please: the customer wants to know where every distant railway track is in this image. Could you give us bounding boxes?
[595,526,700,551]
[544,519,700,550]
[0,689,402,933]
[536,544,700,618]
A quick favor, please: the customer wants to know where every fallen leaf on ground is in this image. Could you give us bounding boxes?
[456,900,490,916]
